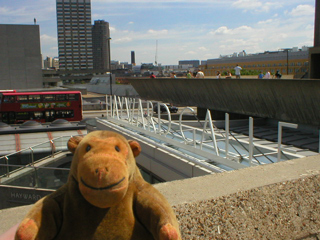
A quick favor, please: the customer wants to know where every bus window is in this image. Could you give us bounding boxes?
[43,95,55,101]
[56,94,67,101]
[34,112,44,120]
[68,94,78,101]
[56,110,74,118]
[3,96,15,103]
[45,110,55,122]
[17,95,29,102]
[2,112,8,123]
[29,95,41,102]
[4,112,15,124]
[16,112,30,121]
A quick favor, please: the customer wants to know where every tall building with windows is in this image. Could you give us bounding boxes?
[56,0,93,71]
[92,20,110,71]
[131,51,136,66]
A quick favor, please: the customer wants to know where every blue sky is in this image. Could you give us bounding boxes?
[0,0,316,65]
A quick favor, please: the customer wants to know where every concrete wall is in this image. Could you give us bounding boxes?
[0,24,42,89]
[0,186,53,210]
[128,78,320,126]
[1,154,320,239]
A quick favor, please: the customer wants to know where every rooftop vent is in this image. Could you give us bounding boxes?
[19,120,42,129]
[50,119,72,127]
[0,122,11,129]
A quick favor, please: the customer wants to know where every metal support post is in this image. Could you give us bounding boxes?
[225,113,229,159]
[277,122,298,162]
[249,117,254,166]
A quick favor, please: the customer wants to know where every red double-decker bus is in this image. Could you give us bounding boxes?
[0,91,83,124]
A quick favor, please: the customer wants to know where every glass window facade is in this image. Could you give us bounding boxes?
[56,0,93,71]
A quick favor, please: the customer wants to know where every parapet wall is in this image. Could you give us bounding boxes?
[128,78,320,126]
[1,155,320,239]
[156,154,320,239]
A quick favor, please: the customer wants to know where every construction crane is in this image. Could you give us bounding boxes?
[155,40,158,66]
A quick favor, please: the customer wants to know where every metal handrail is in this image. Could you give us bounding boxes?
[0,134,83,178]
[0,135,76,162]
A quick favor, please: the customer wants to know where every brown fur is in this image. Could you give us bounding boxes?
[15,131,181,240]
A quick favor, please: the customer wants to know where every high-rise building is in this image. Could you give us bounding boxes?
[56,0,93,71]
[43,56,53,69]
[92,20,110,71]
[131,51,136,66]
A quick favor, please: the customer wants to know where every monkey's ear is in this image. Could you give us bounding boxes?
[128,140,141,157]
[67,136,83,153]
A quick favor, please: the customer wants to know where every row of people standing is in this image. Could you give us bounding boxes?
[164,65,282,79]
[216,71,232,79]
[231,64,283,79]
[258,70,282,79]
[216,64,241,79]
[184,69,205,79]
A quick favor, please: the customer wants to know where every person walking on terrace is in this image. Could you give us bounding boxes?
[234,64,242,79]
[258,71,264,79]
[186,70,192,78]
[196,68,205,78]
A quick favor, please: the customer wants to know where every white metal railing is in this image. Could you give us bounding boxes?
[277,122,298,162]
[103,95,305,172]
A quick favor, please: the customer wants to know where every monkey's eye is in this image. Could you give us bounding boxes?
[86,145,91,152]
[115,146,120,152]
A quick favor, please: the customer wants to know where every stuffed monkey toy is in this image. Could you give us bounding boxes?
[15,130,181,240]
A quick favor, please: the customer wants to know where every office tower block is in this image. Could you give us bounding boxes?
[44,56,53,69]
[131,51,136,66]
[92,20,110,71]
[56,0,93,71]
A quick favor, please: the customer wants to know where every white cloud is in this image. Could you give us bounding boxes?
[232,0,281,13]
[0,7,9,14]
[232,0,262,10]
[186,51,197,55]
[147,29,169,35]
[257,19,274,24]
[113,37,133,43]
[40,34,56,43]
[210,26,231,35]
[288,5,314,17]
[209,25,253,36]
[199,47,208,51]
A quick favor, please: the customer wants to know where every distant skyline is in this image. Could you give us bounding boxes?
[0,0,316,65]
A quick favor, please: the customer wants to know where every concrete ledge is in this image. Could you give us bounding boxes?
[156,154,320,206]
[1,154,320,238]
